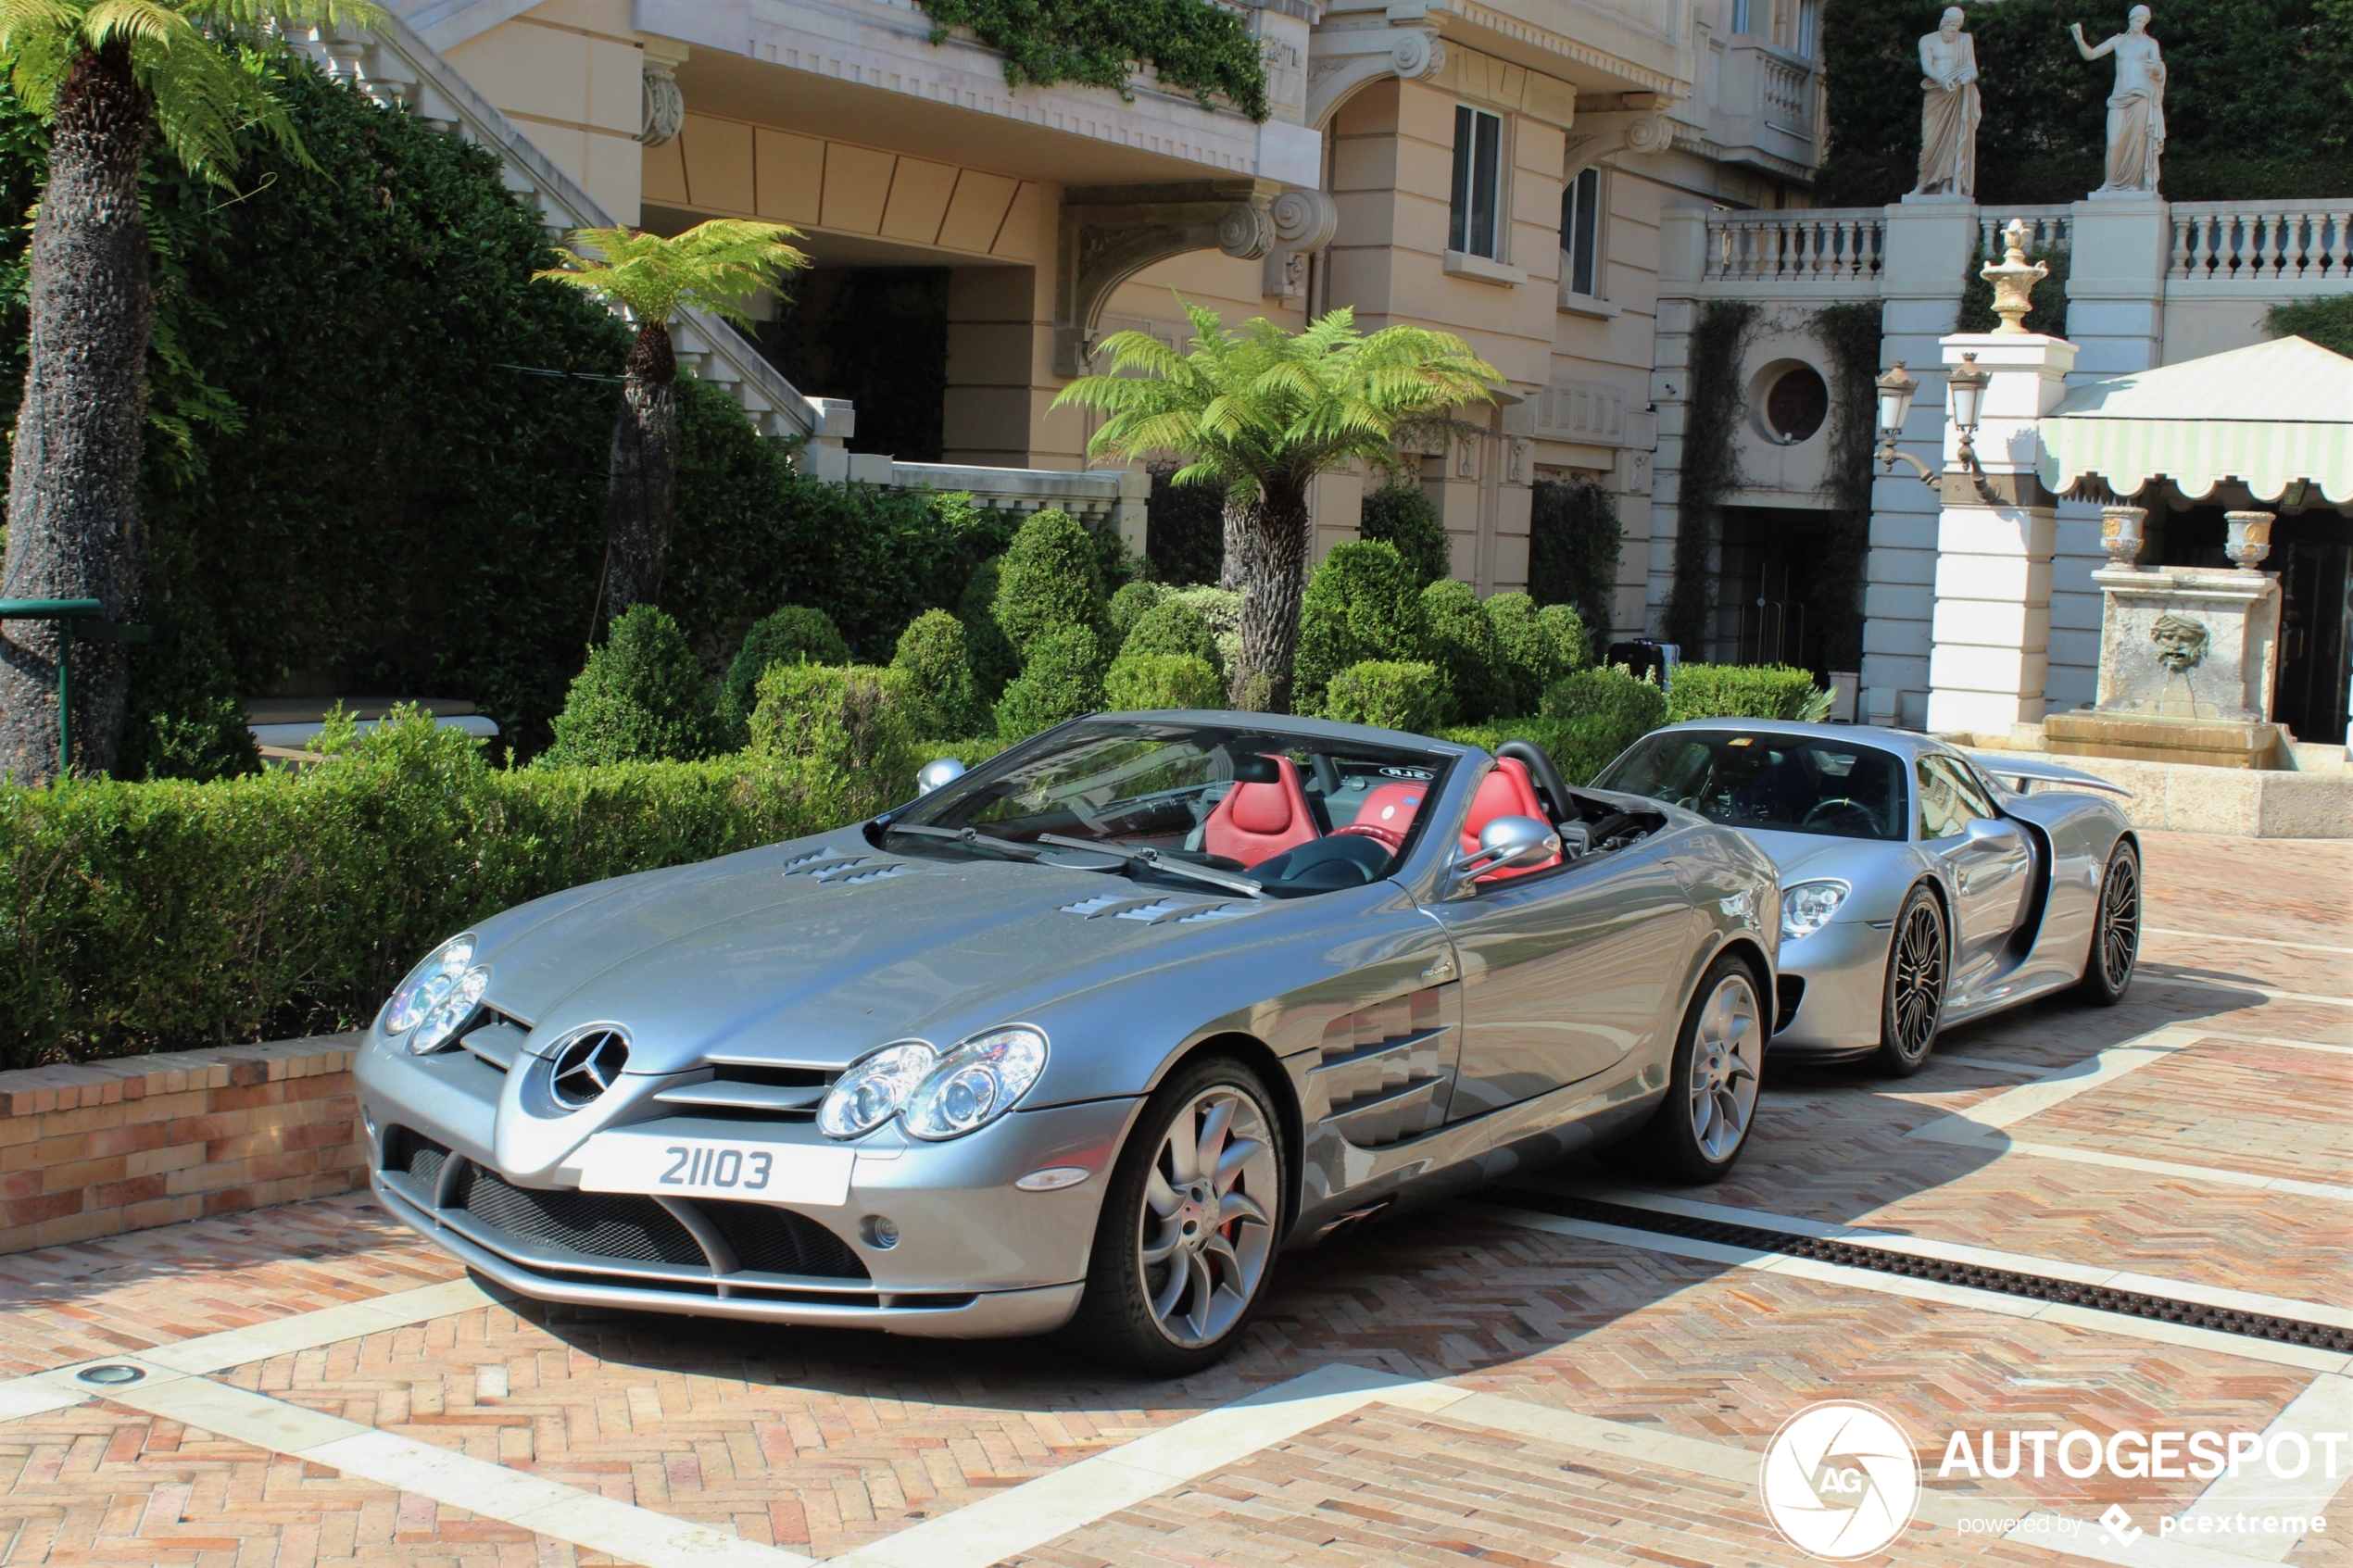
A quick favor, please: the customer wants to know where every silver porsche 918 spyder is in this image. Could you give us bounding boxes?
[1591,721,2141,1075]
[358,712,1779,1370]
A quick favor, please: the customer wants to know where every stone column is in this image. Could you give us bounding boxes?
[1923,331,2077,739]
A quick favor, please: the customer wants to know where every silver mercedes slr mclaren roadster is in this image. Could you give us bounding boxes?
[358,712,1780,1370]
[1591,721,2142,1075]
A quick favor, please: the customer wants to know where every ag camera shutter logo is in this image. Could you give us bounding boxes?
[1760,1401,1921,1559]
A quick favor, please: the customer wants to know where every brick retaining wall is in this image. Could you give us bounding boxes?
[0,1035,366,1256]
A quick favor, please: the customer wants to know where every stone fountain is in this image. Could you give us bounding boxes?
[2044,507,2287,767]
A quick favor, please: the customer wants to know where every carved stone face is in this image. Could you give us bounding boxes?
[2150,612,2208,673]
[2128,5,2150,31]
[1941,7,1963,35]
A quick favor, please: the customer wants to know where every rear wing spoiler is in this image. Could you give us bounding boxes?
[1966,752,2134,799]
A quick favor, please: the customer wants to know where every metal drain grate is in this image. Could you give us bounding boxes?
[1493,1190,2353,1355]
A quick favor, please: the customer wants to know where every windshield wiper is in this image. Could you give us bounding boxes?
[886,823,1052,862]
[1037,834,1270,900]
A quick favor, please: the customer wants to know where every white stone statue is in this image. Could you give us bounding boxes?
[1911,7,1980,198]
[2072,6,2166,198]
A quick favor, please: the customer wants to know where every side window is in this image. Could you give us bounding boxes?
[1917,759,1966,840]
[1448,106,1504,259]
[1560,167,1603,296]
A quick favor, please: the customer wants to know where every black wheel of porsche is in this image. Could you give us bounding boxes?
[2073,841,2141,1006]
[1633,951,1768,1184]
[1874,884,1947,1077]
[1071,1057,1287,1374]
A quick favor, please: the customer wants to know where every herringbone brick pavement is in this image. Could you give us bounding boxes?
[2018,1036,2353,1180]
[2138,834,2353,950]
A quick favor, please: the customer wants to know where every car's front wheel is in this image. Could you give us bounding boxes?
[1874,884,1947,1076]
[1633,952,1767,1183]
[2073,840,2141,1006]
[1072,1057,1287,1374]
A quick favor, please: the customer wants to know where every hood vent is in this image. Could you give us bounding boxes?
[1058,894,1248,925]
[781,851,905,885]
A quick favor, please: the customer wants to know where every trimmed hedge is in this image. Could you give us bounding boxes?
[1107,580,1170,646]
[1487,593,1588,719]
[1542,664,1669,736]
[0,716,852,1065]
[1666,663,1822,725]
[1105,652,1225,712]
[1294,541,1430,712]
[993,508,1109,654]
[1437,718,1637,788]
[995,625,1107,739]
[724,607,850,723]
[539,606,726,766]
[748,665,921,815]
[1120,596,1222,673]
[891,609,987,739]
[1357,484,1451,588]
[1420,579,1510,723]
[1322,660,1449,734]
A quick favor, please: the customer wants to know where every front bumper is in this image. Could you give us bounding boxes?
[1767,919,1892,1059]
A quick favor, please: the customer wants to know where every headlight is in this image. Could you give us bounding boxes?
[383,935,474,1036]
[901,1026,1049,1141]
[817,1042,937,1138]
[1780,880,1850,941]
[409,966,489,1054]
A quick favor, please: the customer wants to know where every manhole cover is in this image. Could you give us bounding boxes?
[75,1364,144,1386]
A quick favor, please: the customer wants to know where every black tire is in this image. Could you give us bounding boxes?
[1070,1056,1288,1374]
[1874,884,1947,1077]
[1632,952,1768,1184]
[2073,840,2141,1006]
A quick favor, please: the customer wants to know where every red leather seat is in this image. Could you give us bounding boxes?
[1458,757,1560,881]
[1334,781,1428,851]
[1202,755,1317,866]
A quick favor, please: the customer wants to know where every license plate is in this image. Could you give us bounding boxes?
[576,1132,854,1206]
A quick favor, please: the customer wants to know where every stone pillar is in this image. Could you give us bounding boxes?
[1860,199,1978,728]
[1923,331,2077,738]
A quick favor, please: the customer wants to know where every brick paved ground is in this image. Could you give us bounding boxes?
[2,831,2347,1566]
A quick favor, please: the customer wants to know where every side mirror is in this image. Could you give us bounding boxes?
[1454,814,1561,887]
[916,758,967,797]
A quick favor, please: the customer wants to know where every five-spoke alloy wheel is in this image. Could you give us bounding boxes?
[1639,951,1767,1182]
[1875,884,1947,1076]
[1075,1057,1286,1373]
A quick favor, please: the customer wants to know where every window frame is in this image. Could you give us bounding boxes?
[1448,104,1506,261]
[1559,165,1604,298]
[1917,756,1996,840]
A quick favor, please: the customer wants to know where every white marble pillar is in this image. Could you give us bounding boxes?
[1924,331,2078,738]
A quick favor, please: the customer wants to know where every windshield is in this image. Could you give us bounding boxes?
[887,720,1458,898]
[1594,730,1908,842]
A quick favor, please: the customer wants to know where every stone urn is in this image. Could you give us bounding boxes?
[2225,511,2274,571]
[2100,506,2147,567]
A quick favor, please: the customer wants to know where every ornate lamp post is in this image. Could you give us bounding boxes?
[1874,362,1937,485]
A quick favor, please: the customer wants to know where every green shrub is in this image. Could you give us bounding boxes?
[1529,477,1623,645]
[956,558,1020,704]
[918,736,1010,771]
[723,605,850,724]
[2266,298,2353,358]
[118,570,260,783]
[994,625,1107,739]
[748,664,921,815]
[1420,579,1511,724]
[891,609,987,739]
[992,508,1108,654]
[1168,585,1242,677]
[1105,652,1225,712]
[1665,663,1823,725]
[1120,596,1222,673]
[1437,717,1640,787]
[1321,660,1449,734]
[1486,594,1588,720]
[0,711,851,1065]
[540,606,725,766]
[1145,461,1226,585]
[1293,541,1430,712]
[1107,580,1171,646]
[1357,484,1452,589]
[1541,664,1668,761]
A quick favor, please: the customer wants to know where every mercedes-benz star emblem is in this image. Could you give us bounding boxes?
[549,1029,630,1110]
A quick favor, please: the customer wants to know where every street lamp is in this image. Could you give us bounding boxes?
[1874,361,1936,485]
[1945,352,1991,468]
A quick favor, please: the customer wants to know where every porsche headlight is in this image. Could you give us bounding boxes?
[901,1026,1049,1141]
[383,935,475,1037]
[1780,880,1850,942]
[817,1042,937,1139]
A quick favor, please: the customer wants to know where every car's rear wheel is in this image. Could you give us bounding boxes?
[1072,1057,1286,1374]
[2073,841,2141,1006]
[1631,953,1766,1183]
[1874,884,1947,1077]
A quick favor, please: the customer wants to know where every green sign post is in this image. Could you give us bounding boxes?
[0,598,156,770]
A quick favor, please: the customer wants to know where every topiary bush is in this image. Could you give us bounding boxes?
[1438,717,1640,787]
[992,508,1108,654]
[1666,663,1824,725]
[1541,663,1668,739]
[1322,660,1450,734]
[1107,580,1171,646]
[1293,541,1431,713]
[956,558,1021,705]
[994,625,1107,740]
[1420,579,1511,724]
[1105,652,1225,712]
[1168,585,1242,676]
[1529,477,1625,650]
[1119,596,1222,672]
[748,664,921,816]
[1357,484,1452,589]
[723,606,851,725]
[891,609,987,739]
[1487,593,1589,720]
[540,606,726,766]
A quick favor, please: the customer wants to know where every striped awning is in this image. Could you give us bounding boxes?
[2038,335,2353,506]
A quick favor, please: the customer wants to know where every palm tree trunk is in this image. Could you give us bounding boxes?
[1231,485,1312,713]
[604,319,678,616]
[0,42,152,784]
[1217,496,1256,593]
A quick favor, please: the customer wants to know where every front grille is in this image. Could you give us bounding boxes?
[384,1126,448,1190]
[1774,975,1806,1033]
[703,1199,868,1280]
[453,1164,705,1266]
